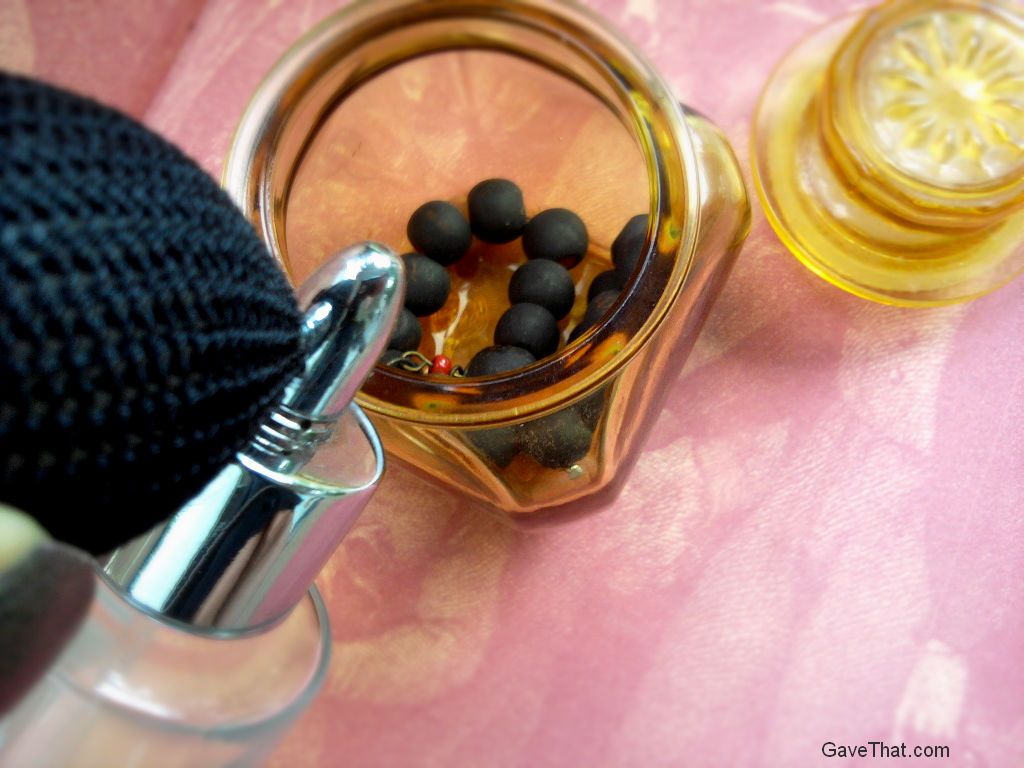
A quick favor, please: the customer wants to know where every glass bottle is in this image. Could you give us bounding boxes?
[0,245,401,767]
[0,578,329,767]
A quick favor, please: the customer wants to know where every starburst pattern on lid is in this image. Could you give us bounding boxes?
[858,6,1024,188]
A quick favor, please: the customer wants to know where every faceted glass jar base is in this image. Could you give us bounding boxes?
[752,0,1024,307]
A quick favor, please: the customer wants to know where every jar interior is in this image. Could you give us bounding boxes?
[285,48,648,370]
[228,0,699,427]
[222,0,705,511]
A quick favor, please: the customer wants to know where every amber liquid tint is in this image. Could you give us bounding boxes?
[285,49,648,368]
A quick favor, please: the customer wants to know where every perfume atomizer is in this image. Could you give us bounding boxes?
[104,242,404,633]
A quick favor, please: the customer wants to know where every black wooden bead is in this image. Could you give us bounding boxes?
[569,289,618,342]
[407,201,472,266]
[402,252,451,316]
[467,345,536,377]
[612,213,648,283]
[522,208,588,268]
[575,388,607,431]
[612,214,647,263]
[587,269,622,301]
[379,348,406,367]
[389,307,422,351]
[581,289,620,328]
[468,178,527,243]
[518,409,593,469]
[494,303,560,360]
[508,259,576,320]
[468,428,520,468]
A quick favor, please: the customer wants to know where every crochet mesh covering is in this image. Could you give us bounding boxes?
[0,73,302,554]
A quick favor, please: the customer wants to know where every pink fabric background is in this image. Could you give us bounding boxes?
[3,0,1023,765]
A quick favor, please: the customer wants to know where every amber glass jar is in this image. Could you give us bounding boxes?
[224,0,750,523]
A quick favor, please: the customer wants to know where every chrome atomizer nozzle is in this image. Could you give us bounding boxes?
[104,242,404,633]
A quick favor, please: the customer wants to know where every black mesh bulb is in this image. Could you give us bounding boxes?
[0,73,303,554]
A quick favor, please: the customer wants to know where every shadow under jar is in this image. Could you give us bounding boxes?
[224,0,750,523]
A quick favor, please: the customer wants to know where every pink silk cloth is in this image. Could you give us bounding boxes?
[3,0,1022,765]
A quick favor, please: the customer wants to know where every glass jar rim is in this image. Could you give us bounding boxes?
[224,0,702,427]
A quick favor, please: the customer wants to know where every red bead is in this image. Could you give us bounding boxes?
[430,355,453,375]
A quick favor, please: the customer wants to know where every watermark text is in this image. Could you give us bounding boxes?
[822,741,950,759]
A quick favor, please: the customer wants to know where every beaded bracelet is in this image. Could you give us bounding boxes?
[382,178,647,379]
